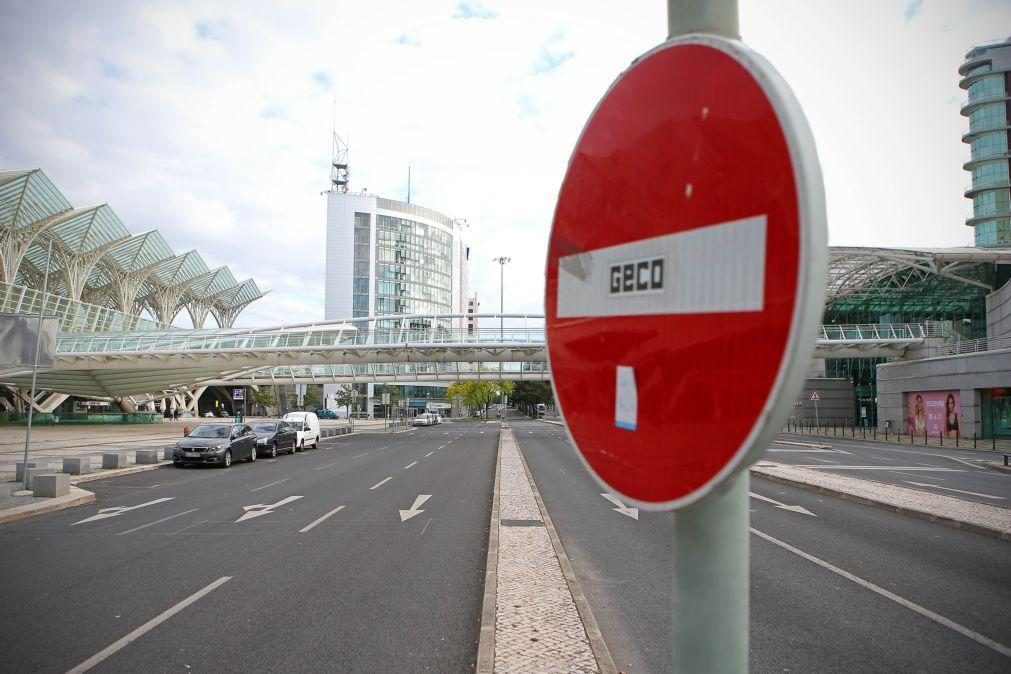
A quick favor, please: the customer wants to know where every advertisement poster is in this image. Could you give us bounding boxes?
[906,390,961,437]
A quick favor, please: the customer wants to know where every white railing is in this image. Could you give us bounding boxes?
[817,323,925,341]
[0,281,170,333]
[942,333,1011,356]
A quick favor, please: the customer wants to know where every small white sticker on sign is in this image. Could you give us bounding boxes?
[615,365,638,431]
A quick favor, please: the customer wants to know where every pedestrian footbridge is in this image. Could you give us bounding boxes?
[0,313,932,401]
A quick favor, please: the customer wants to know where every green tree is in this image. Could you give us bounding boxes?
[332,385,356,414]
[512,381,553,416]
[446,381,514,418]
[249,387,278,415]
[304,385,322,410]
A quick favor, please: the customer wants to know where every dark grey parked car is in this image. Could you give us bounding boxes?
[250,420,298,457]
[173,423,258,468]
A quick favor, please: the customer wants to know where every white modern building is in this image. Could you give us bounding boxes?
[323,189,472,415]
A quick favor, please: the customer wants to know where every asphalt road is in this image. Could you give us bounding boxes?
[515,419,1011,673]
[772,432,1010,506]
[0,422,498,673]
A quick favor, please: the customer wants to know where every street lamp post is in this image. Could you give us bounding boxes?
[492,256,511,340]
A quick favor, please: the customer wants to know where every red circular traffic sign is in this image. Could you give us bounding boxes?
[545,35,825,510]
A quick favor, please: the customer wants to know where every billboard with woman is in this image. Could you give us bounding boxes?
[906,390,961,437]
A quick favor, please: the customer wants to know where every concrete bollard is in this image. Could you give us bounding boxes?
[26,468,57,490]
[16,461,53,482]
[163,446,176,460]
[33,473,70,498]
[0,482,14,505]
[135,449,160,465]
[102,453,128,469]
[62,457,93,475]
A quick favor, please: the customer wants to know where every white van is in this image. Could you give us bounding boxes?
[282,411,321,450]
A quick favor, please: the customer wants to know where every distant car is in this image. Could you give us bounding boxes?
[204,411,214,418]
[536,403,547,417]
[412,414,432,427]
[282,411,321,450]
[315,408,337,420]
[250,420,298,457]
[218,408,231,417]
[433,414,443,424]
[173,423,258,468]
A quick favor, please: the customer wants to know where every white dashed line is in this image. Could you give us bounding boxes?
[299,506,346,533]
[249,478,289,492]
[116,509,199,536]
[370,477,393,490]
[353,453,368,458]
[424,451,434,458]
[404,461,418,469]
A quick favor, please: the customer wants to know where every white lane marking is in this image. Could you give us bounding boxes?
[66,576,232,673]
[424,452,434,458]
[72,498,174,526]
[902,482,1005,500]
[807,457,839,464]
[751,528,1011,659]
[870,456,896,462]
[377,446,389,451]
[749,492,816,517]
[404,461,418,469]
[794,465,961,472]
[370,477,393,490]
[601,493,638,520]
[438,445,446,450]
[443,432,449,435]
[353,453,368,458]
[892,471,944,481]
[420,518,432,536]
[249,478,289,492]
[236,495,303,522]
[299,505,346,533]
[116,509,199,536]
[314,461,341,471]
[169,520,208,535]
[400,494,432,521]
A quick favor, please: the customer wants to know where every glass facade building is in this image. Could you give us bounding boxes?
[960,38,1011,247]
[323,190,471,415]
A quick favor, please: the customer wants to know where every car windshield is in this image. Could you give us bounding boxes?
[250,423,276,432]
[188,425,229,438]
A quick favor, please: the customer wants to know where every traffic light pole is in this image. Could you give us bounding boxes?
[667,2,747,673]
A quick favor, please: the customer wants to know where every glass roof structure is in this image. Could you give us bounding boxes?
[0,168,263,328]
[825,246,1011,338]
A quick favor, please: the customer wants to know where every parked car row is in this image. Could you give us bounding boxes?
[173,412,322,468]
[412,413,443,427]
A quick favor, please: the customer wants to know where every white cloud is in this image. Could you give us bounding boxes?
[0,0,1008,328]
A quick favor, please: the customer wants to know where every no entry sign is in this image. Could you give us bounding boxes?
[546,35,826,510]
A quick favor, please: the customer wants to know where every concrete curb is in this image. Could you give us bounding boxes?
[984,461,1011,474]
[539,419,564,427]
[772,439,832,450]
[0,486,95,525]
[475,427,502,674]
[69,461,170,484]
[513,427,617,674]
[750,465,1011,542]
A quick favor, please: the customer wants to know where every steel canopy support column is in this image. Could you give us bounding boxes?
[667,0,739,39]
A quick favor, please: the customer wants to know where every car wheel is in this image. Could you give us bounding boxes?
[315,435,320,448]
[223,450,232,468]
[299,439,305,452]
[270,443,278,458]
[290,439,297,455]
[248,445,257,463]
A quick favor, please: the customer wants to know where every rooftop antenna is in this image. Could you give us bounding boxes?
[330,99,349,193]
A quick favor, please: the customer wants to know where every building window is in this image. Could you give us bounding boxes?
[972,160,1010,190]
[968,74,1005,103]
[970,131,1008,162]
[973,189,1011,217]
[969,103,1006,134]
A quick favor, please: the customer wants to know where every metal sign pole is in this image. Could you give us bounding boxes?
[666,2,746,672]
[22,238,54,491]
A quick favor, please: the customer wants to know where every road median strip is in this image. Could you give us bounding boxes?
[751,461,1011,541]
[477,424,615,674]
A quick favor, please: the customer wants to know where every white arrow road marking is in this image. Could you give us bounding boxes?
[902,482,1006,500]
[749,492,816,517]
[400,494,432,522]
[601,493,639,520]
[72,498,174,526]
[236,495,303,522]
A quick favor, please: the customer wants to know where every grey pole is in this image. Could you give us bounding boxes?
[667,0,739,40]
[492,257,510,340]
[667,2,748,673]
[22,237,54,490]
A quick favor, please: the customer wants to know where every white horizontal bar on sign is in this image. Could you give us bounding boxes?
[556,215,767,318]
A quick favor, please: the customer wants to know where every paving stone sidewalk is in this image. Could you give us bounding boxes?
[491,426,601,673]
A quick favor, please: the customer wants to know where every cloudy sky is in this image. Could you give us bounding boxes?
[1,0,1008,328]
